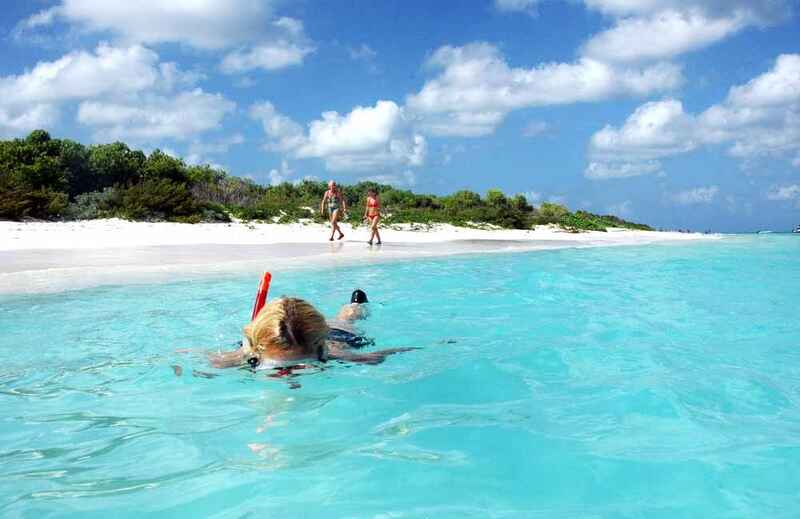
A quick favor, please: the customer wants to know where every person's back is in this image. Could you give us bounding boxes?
[335,289,369,321]
[208,287,413,370]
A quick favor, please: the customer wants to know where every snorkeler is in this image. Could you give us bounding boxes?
[327,289,373,348]
[208,289,411,372]
[334,289,370,321]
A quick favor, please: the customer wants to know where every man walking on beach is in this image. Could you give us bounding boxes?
[320,180,347,241]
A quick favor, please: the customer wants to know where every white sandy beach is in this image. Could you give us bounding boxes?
[0,219,716,294]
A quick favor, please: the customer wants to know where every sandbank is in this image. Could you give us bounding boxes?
[0,219,717,294]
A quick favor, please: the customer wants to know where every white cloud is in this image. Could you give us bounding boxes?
[268,160,294,185]
[22,0,276,49]
[349,44,377,61]
[186,134,245,165]
[438,143,467,165]
[250,100,427,172]
[586,99,690,179]
[20,2,314,73]
[249,101,309,153]
[589,99,697,160]
[766,184,800,200]
[220,18,314,73]
[77,89,235,142]
[587,54,800,177]
[221,41,313,73]
[347,44,379,73]
[582,8,746,63]
[606,200,632,217]
[671,185,719,204]
[189,134,245,156]
[235,76,258,89]
[585,160,662,179]
[0,44,160,106]
[0,43,233,142]
[698,54,800,159]
[158,62,206,91]
[0,104,59,138]
[522,120,550,137]
[406,42,681,137]
[582,0,790,23]
[495,0,540,15]
[14,8,60,33]
[714,53,800,110]
[299,101,403,157]
[580,1,792,64]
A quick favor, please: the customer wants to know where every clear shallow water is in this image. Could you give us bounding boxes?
[1,235,799,517]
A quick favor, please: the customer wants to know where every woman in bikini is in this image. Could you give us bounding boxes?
[207,294,412,372]
[364,188,382,245]
[320,180,346,241]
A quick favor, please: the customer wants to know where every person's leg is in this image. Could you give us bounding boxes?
[328,210,337,241]
[367,216,377,244]
[368,216,380,244]
[367,221,374,245]
[333,210,344,239]
[374,217,382,244]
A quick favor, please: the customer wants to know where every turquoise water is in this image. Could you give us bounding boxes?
[2,236,799,517]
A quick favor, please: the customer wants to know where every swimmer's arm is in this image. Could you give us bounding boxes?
[329,347,419,365]
[207,347,246,368]
[171,365,218,378]
[173,347,243,377]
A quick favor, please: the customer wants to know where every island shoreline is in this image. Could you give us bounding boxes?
[0,219,718,294]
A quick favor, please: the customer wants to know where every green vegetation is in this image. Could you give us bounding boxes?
[0,130,652,232]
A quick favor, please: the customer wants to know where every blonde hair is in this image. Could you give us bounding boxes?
[243,297,329,358]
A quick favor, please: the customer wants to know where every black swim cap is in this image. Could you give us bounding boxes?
[350,289,368,304]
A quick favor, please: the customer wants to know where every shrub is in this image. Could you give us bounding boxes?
[443,190,482,212]
[560,212,607,232]
[63,188,118,220]
[536,202,570,224]
[485,188,508,208]
[118,178,198,221]
[0,184,67,220]
[88,142,146,190]
[0,133,69,219]
[191,175,263,207]
[142,150,187,182]
[199,203,231,223]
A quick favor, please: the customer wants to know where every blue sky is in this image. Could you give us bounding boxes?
[1,1,799,231]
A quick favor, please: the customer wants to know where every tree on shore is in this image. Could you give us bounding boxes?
[0,130,652,231]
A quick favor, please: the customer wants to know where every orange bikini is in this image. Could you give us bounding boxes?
[367,197,380,219]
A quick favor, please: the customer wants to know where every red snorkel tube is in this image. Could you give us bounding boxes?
[251,272,272,321]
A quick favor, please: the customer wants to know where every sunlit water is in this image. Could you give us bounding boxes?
[1,235,799,517]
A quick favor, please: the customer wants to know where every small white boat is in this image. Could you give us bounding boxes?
[793,225,800,234]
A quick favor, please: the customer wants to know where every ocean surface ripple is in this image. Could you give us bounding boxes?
[1,235,799,517]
